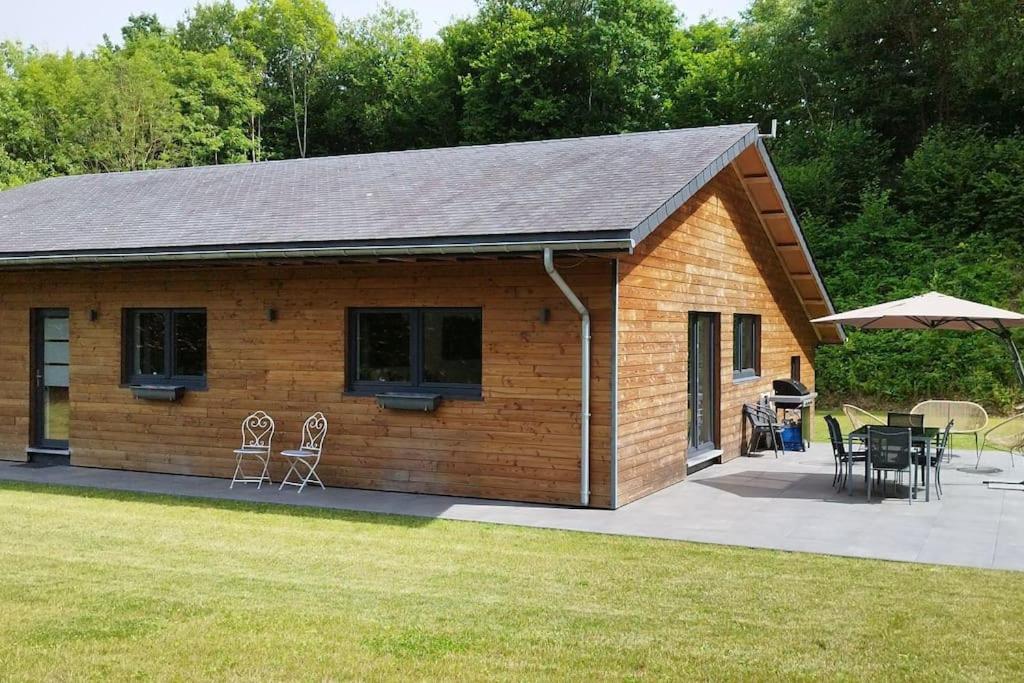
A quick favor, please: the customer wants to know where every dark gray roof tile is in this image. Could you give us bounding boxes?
[0,124,758,256]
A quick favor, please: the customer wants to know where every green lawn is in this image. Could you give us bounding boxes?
[1,483,1023,679]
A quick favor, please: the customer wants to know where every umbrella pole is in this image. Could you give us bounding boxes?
[996,328,1024,389]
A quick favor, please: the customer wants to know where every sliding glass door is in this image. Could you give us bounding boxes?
[688,312,718,453]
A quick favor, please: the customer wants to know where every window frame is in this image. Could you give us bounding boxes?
[122,308,208,389]
[347,307,482,399]
[732,313,761,381]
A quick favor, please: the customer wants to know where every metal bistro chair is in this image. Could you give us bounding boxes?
[866,426,914,504]
[744,403,785,458]
[887,412,924,430]
[230,411,276,489]
[825,414,866,490]
[914,420,953,500]
[279,412,328,493]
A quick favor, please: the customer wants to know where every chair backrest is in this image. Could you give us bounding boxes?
[241,411,275,452]
[744,404,767,428]
[866,426,911,469]
[745,404,779,428]
[984,413,1024,453]
[823,414,846,457]
[843,404,883,430]
[299,412,328,455]
[935,420,953,460]
[911,400,988,432]
[888,412,924,429]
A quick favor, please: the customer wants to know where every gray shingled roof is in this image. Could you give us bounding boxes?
[0,124,759,260]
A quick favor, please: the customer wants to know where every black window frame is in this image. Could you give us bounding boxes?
[732,314,761,381]
[347,307,482,399]
[122,308,208,389]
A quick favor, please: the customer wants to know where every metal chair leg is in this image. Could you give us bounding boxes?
[279,461,300,491]
[230,456,243,489]
[257,455,272,489]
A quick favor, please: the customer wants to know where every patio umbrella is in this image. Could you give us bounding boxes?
[811,291,1024,387]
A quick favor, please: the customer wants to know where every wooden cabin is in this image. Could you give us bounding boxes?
[0,124,841,508]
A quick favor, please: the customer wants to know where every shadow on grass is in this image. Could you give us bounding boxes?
[0,479,439,529]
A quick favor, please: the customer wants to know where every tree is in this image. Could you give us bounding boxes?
[238,0,339,158]
[176,1,240,53]
[321,6,455,154]
[444,0,680,143]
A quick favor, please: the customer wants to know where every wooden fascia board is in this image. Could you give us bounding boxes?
[730,141,844,343]
[750,139,844,341]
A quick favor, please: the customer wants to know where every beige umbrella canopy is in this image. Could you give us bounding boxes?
[812,291,1024,386]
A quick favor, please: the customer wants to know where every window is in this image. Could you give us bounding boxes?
[123,309,207,387]
[733,314,760,380]
[348,308,482,397]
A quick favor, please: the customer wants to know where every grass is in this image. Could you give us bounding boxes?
[1,483,1023,680]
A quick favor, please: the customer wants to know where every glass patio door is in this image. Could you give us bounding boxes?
[688,312,718,453]
[31,309,70,450]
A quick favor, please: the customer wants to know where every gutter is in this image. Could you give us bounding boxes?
[543,248,591,507]
[610,259,619,509]
[0,237,634,268]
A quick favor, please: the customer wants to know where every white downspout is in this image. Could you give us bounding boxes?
[543,248,590,506]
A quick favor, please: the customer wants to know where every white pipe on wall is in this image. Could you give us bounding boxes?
[543,248,590,506]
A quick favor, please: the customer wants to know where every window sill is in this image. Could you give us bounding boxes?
[375,392,443,412]
[121,381,207,392]
[129,384,188,402]
[732,373,761,385]
[345,389,482,402]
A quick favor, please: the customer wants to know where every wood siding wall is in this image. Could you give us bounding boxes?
[0,259,614,507]
[615,166,819,506]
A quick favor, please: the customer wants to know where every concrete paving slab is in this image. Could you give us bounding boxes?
[1,444,1022,570]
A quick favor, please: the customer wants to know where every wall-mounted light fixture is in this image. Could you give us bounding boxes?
[88,309,99,322]
[539,307,550,324]
[266,308,277,322]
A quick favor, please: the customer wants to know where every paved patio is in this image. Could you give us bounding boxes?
[2,443,1022,570]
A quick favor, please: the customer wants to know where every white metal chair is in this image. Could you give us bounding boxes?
[279,412,328,493]
[911,400,988,464]
[230,411,276,489]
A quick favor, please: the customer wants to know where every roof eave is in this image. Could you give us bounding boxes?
[0,235,635,268]
[752,139,845,343]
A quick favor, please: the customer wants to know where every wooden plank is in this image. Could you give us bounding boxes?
[0,258,615,507]
[614,165,820,506]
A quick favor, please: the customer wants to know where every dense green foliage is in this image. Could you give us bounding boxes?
[1,0,1022,408]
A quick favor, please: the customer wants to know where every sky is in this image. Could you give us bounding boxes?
[0,1,750,53]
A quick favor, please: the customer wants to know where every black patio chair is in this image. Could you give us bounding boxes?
[743,403,785,458]
[866,426,914,504]
[914,419,953,500]
[888,412,924,430]
[824,414,866,489]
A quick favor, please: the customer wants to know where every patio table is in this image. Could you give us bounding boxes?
[846,426,940,501]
